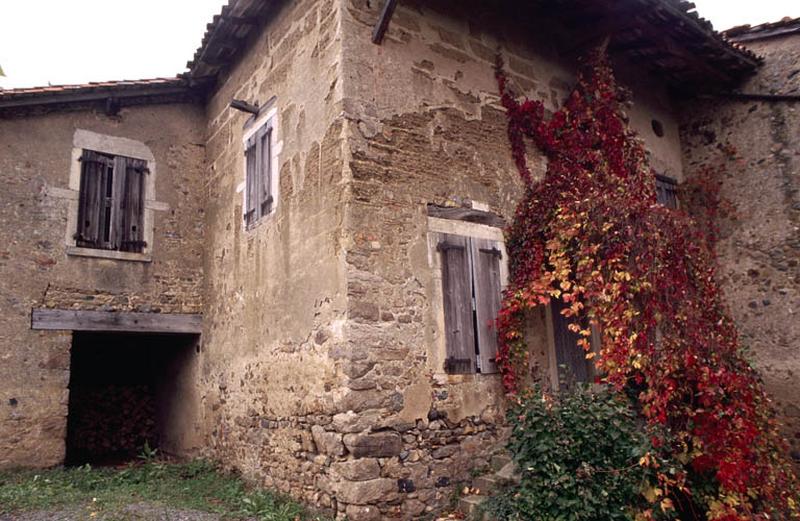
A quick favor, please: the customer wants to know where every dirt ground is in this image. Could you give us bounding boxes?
[0,502,231,521]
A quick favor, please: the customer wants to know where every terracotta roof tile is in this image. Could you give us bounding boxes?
[0,77,204,114]
[1,0,771,109]
[185,0,761,89]
[0,78,185,99]
[724,17,800,42]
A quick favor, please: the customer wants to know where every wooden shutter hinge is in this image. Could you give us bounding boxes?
[437,242,465,253]
[444,357,473,374]
[479,247,502,258]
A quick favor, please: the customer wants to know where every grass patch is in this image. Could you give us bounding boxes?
[0,459,328,520]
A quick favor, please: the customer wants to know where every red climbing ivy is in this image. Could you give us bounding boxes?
[494,49,799,520]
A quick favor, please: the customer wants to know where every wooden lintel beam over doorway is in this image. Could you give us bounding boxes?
[31,309,202,334]
[372,0,398,45]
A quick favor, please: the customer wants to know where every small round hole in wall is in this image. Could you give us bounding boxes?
[651,119,665,138]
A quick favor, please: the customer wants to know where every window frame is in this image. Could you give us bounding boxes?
[655,173,679,209]
[241,102,279,230]
[427,216,508,378]
[74,150,148,254]
[64,129,159,263]
[544,300,601,389]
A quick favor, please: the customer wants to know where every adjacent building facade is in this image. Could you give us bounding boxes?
[0,1,797,518]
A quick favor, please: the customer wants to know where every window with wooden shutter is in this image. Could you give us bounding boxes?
[472,238,502,374]
[655,174,678,209]
[244,119,275,228]
[439,234,476,374]
[76,150,112,249]
[550,298,594,388]
[244,134,257,226]
[437,233,504,375]
[258,125,273,216]
[75,150,147,253]
[119,158,148,253]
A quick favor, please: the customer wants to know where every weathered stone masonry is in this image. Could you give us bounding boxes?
[0,104,206,467]
[1,1,797,519]
[679,26,800,461]
[325,1,689,517]
[197,0,349,509]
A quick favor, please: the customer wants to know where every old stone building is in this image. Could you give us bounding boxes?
[680,16,800,464]
[0,0,797,518]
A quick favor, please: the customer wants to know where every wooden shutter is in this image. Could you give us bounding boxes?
[119,158,147,252]
[655,174,678,209]
[257,125,273,216]
[244,135,257,226]
[438,233,476,374]
[76,150,112,249]
[551,298,592,387]
[109,156,127,249]
[472,238,502,373]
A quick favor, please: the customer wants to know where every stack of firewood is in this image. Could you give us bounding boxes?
[67,384,157,459]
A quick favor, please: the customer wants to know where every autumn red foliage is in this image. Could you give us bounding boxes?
[494,49,799,520]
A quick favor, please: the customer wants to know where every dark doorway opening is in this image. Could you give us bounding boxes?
[66,331,199,466]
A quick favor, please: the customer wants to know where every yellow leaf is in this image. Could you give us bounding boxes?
[723,494,740,507]
[642,485,661,503]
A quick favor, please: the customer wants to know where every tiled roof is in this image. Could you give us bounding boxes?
[724,17,800,42]
[0,78,202,115]
[0,0,769,112]
[0,78,185,100]
[186,0,762,91]
[652,0,761,63]
[186,0,272,80]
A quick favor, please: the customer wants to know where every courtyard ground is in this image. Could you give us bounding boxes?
[0,459,326,521]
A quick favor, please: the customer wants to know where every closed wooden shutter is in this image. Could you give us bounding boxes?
[244,135,257,225]
[438,233,476,374]
[119,158,147,252]
[76,150,112,249]
[109,156,127,249]
[257,125,273,216]
[472,238,502,373]
[655,174,678,209]
[551,298,592,387]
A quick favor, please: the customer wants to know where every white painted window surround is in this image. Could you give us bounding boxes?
[236,98,282,231]
[427,216,509,382]
[54,129,169,263]
[426,213,598,389]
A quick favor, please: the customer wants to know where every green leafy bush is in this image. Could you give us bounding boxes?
[487,386,676,521]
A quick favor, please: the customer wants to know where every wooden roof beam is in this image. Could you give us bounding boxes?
[611,31,735,85]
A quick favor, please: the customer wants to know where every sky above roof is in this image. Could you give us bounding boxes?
[1,0,798,89]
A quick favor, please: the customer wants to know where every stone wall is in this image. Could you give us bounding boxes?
[196,0,351,510]
[0,103,206,468]
[679,32,800,463]
[0,1,719,518]
[329,0,688,517]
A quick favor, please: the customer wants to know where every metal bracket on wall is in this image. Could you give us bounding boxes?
[372,0,398,45]
[230,99,260,114]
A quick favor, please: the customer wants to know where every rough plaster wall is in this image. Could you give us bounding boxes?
[335,1,686,518]
[679,33,800,463]
[198,0,351,509]
[0,104,206,468]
